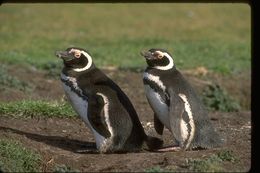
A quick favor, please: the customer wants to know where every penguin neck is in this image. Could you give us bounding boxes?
[145,66,177,74]
[62,66,109,88]
[62,64,96,78]
[60,72,87,100]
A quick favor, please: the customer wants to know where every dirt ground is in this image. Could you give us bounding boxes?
[0,65,251,172]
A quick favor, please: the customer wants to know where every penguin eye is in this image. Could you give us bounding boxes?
[157,54,164,59]
[154,51,164,59]
[74,51,81,58]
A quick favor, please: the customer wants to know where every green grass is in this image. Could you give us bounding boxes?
[202,83,241,112]
[0,3,251,74]
[0,64,33,92]
[186,155,223,172]
[0,139,81,172]
[186,150,238,172]
[0,100,76,118]
[0,139,41,172]
[144,150,238,172]
[216,150,237,162]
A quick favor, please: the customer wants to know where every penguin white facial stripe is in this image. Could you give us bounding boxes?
[154,52,174,71]
[143,73,166,91]
[178,93,195,149]
[96,92,114,138]
[73,51,93,72]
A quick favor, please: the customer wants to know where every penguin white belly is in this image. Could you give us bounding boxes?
[144,85,171,129]
[62,83,106,149]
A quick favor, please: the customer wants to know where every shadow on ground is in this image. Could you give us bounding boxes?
[0,126,97,154]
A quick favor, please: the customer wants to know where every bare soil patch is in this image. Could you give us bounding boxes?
[0,65,251,172]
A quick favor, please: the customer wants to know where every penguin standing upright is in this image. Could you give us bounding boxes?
[140,48,223,151]
[55,47,162,153]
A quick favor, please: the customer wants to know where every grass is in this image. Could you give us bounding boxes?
[0,139,81,172]
[40,61,64,78]
[186,155,223,172]
[0,3,251,75]
[0,100,76,118]
[202,83,241,112]
[0,64,33,92]
[144,150,238,172]
[186,150,238,172]
[0,139,41,172]
[216,150,237,162]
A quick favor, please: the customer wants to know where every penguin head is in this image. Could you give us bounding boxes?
[140,48,175,70]
[55,47,94,72]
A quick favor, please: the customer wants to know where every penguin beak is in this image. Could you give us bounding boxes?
[140,50,154,60]
[55,50,74,61]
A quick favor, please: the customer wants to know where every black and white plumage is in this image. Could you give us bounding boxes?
[55,47,162,153]
[141,48,223,150]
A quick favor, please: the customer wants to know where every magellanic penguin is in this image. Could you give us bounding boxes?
[140,48,223,151]
[55,47,162,153]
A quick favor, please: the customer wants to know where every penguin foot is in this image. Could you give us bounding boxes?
[154,145,181,152]
[75,148,99,154]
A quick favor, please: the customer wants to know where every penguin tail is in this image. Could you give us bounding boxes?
[191,120,225,149]
[145,135,163,150]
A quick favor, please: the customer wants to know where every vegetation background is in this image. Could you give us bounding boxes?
[0,3,250,73]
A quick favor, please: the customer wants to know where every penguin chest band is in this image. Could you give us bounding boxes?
[144,84,170,129]
[143,73,171,128]
[60,73,107,149]
[143,72,166,91]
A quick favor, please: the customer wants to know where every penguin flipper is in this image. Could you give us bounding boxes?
[168,89,186,146]
[87,93,111,138]
[154,113,164,135]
